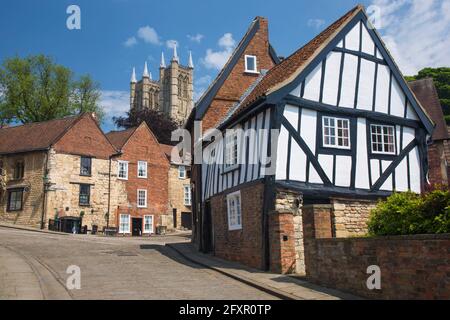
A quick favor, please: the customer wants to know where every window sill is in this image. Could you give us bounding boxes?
[6,209,23,212]
[244,70,259,75]
[228,226,242,231]
[80,174,92,177]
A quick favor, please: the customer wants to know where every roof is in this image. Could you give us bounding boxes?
[159,144,173,160]
[105,127,138,150]
[192,16,279,123]
[409,78,449,141]
[234,5,362,117]
[0,115,80,155]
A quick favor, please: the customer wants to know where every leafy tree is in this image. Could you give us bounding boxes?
[113,108,180,145]
[406,67,450,123]
[0,55,104,125]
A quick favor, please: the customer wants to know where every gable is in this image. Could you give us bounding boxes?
[195,17,277,131]
[282,11,432,133]
[53,114,116,159]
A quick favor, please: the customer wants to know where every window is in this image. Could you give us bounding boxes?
[144,215,154,234]
[244,55,258,73]
[118,161,128,180]
[137,161,147,178]
[178,166,186,179]
[80,157,92,176]
[7,189,23,211]
[371,124,395,154]
[322,117,350,149]
[13,161,24,180]
[225,132,238,169]
[137,189,147,208]
[227,191,242,231]
[184,185,192,206]
[79,184,90,206]
[119,214,130,233]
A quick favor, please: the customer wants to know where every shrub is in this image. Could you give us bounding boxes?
[367,187,450,236]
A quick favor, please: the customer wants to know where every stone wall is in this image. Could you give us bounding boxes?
[46,150,127,230]
[331,198,378,237]
[0,152,46,228]
[168,164,191,230]
[304,234,450,299]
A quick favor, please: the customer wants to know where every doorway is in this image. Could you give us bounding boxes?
[201,202,213,253]
[173,209,177,229]
[132,217,143,236]
[181,212,192,230]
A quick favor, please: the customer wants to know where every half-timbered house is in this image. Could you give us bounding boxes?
[194,5,434,274]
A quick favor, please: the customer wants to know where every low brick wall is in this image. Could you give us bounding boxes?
[304,234,450,299]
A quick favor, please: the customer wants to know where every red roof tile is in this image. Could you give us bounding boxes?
[105,127,137,150]
[235,5,363,117]
[0,115,80,155]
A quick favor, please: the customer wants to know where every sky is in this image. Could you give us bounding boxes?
[0,0,449,131]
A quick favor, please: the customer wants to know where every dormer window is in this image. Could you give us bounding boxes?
[244,55,258,73]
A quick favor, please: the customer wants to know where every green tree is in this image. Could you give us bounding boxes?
[113,108,180,145]
[406,67,450,123]
[0,55,104,125]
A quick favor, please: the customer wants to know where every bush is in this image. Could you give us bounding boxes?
[367,187,450,236]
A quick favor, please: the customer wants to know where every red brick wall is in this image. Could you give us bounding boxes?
[54,114,116,160]
[210,182,265,269]
[428,142,449,186]
[201,17,275,132]
[304,234,450,299]
[114,124,170,230]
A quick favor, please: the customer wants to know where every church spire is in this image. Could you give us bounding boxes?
[130,67,137,83]
[160,52,166,68]
[188,51,194,69]
[172,43,179,63]
[143,61,150,78]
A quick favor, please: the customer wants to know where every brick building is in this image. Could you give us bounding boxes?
[106,122,170,235]
[187,5,434,274]
[409,78,450,186]
[160,144,192,230]
[0,113,127,232]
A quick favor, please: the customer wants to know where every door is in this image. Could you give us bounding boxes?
[202,201,213,253]
[181,212,192,230]
[173,209,177,229]
[132,218,143,236]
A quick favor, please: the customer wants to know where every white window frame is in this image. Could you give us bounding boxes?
[137,161,148,178]
[322,116,351,149]
[143,215,154,234]
[370,124,396,155]
[178,165,186,179]
[244,55,258,74]
[224,131,239,170]
[119,214,130,234]
[227,191,242,231]
[118,160,129,180]
[183,185,192,206]
[137,189,147,208]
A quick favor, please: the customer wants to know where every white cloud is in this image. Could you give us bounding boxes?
[100,90,130,130]
[371,0,450,75]
[187,33,204,43]
[194,75,212,101]
[166,39,178,49]
[137,26,161,45]
[123,36,137,47]
[307,18,326,29]
[201,33,236,70]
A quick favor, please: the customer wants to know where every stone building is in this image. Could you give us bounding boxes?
[409,78,450,186]
[130,47,194,124]
[0,113,127,231]
[106,122,170,235]
[160,144,192,230]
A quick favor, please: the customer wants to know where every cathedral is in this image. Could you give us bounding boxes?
[130,46,194,124]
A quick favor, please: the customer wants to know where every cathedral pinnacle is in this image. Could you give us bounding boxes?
[143,61,150,78]
[131,67,137,83]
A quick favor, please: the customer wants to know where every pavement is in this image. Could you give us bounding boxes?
[0,223,359,300]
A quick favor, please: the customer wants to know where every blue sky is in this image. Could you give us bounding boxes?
[1,0,449,131]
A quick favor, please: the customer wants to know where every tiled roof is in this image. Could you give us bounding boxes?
[105,127,137,150]
[0,115,80,155]
[234,5,363,118]
[159,144,173,160]
[409,78,449,141]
